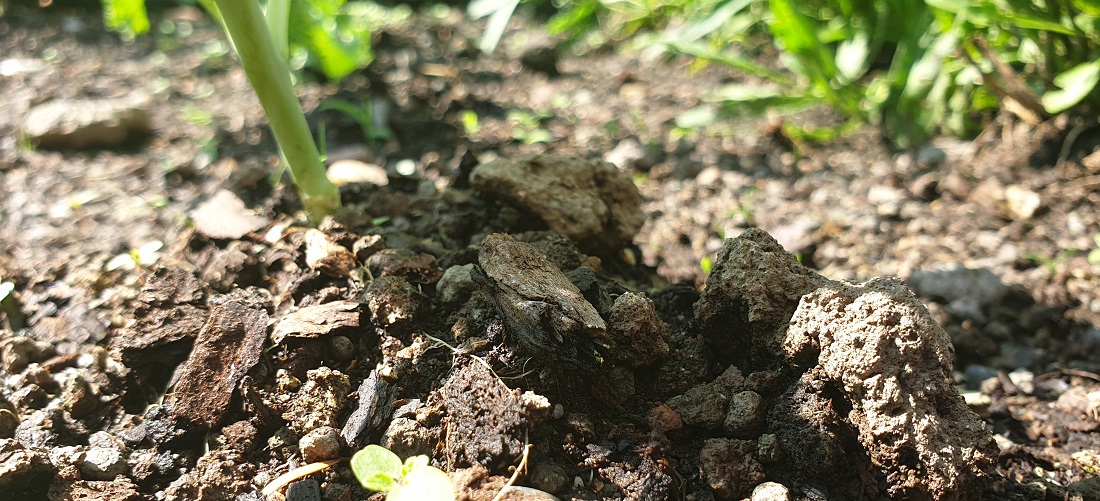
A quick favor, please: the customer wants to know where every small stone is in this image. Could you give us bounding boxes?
[916,145,947,167]
[530,462,569,494]
[23,93,151,149]
[326,159,388,187]
[1008,369,1035,395]
[1,337,55,373]
[81,432,128,480]
[1004,185,1040,220]
[436,264,476,304]
[304,229,357,278]
[283,367,351,434]
[724,390,765,437]
[352,234,385,262]
[667,384,729,430]
[647,403,682,434]
[328,336,356,361]
[962,390,992,419]
[751,481,791,501]
[299,426,342,463]
[757,434,782,463]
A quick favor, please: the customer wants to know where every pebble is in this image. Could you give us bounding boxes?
[1004,185,1040,220]
[81,432,128,480]
[964,364,998,388]
[436,265,476,305]
[724,390,765,436]
[916,145,947,167]
[529,462,569,494]
[752,481,791,501]
[1008,369,1035,395]
[298,426,342,463]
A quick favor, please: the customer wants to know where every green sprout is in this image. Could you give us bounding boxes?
[350,444,455,501]
[209,0,341,223]
[1089,234,1100,265]
[102,0,342,223]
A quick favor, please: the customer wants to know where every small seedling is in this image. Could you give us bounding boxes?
[1089,234,1100,265]
[351,445,454,501]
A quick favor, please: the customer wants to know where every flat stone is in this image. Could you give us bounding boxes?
[189,190,271,240]
[171,292,270,429]
[23,93,151,149]
[270,301,361,345]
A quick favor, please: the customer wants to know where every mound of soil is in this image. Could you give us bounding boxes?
[2,4,1100,501]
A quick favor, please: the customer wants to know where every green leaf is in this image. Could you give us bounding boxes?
[1042,61,1100,114]
[288,0,373,82]
[350,445,402,492]
[389,462,455,501]
[102,0,150,36]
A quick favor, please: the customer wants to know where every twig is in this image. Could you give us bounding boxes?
[261,459,343,499]
[492,438,532,501]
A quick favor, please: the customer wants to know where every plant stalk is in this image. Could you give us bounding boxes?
[211,0,341,222]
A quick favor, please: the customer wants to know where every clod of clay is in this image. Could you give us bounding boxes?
[470,154,644,253]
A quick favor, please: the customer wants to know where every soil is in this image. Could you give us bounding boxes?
[3,4,1100,501]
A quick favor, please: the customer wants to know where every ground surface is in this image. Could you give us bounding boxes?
[2,4,1100,501]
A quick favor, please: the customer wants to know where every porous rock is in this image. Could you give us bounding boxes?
[695,229,997,500]
[283,367,351,435]
[470,153,644,253]
[784,277,998,500]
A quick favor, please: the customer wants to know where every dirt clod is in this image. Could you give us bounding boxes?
[470,154,644,254]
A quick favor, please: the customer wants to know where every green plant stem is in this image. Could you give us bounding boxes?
[211,0,340,222]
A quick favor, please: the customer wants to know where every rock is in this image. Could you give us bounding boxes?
[189,190,271,240]
[751,481,790,501]
[362,276,424,329]
[270,301,361,345]
[473,233,608,369]
[298,426,342,463]
[341,370,396,449]
[907,266,1007,322]
[23,93,151,149]
[0,438,55,497]
[304,229,356,279]
[326,159,389,187]
[607,292,669,367]
[723,390,765,437]
[285,478,322,501]
[49,477,144,501]
[381,416,433,461]
[438,362,550,469]
[603,138,647,170]
[699,438,764,500]
[647,403,683,434]
[1004,184,1041,220]
[867,185,905,218]
[667,383,728,430]
[283,367,351,435]
[351,234,385,262]
[916,144,947,167]
[171,291,269,429]
[365,248,442,285]
[81,432,128,480]
[470,154,644,253]
[436,264,476,304]
[784,277,998,500]
[529,462,568,494]
[1,336,55,373]
[163,449,254,501]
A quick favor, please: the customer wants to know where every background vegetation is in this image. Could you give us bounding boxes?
[102,0,1100,149]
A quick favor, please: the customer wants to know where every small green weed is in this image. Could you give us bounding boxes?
[507,109,554,144]
[319,98,394,148]
[350,444,454,501]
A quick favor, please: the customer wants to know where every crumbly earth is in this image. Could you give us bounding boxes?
[2,4,1100,501]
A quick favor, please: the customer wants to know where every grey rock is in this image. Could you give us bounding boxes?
[436,264,476,304]
[82,432,128,480]
[667,383,728,430]
[724,390,765,437]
